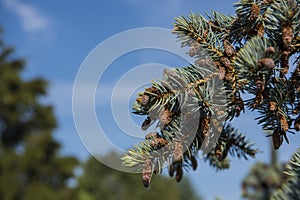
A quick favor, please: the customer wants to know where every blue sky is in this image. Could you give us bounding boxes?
[1,0,300,199]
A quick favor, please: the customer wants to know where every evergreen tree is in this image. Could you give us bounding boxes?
[241,140,285,199]
[122,0,300,190]
[0,29,78,200]
[242,147,300,200]
[78,152,202,200]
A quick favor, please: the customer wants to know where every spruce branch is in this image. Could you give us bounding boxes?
[122,64,230,176]
[234,36,280,80]
[173,13,226,59]
[122,0,300,187]
[271,148,300,200]
[208,11,236,32]
[204,123,257,170]
[216,123,258,160]
[265,0,300,44]
[230,0,272,44]
[204,151,230,171]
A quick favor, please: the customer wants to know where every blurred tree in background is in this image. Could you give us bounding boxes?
[241,141,285,200]
[241,147,300,200]
[0,30,78,200]
[78,152,202,200]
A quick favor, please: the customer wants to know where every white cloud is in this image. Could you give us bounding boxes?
[3,0,51,33]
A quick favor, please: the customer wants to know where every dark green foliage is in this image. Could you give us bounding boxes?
[242,162,284,200]
[241,143,285,200]
[78,152,202,200]
[0,133,78,200]
[0,31,78,200]
[0,40,55,147]
[122,0,300,188]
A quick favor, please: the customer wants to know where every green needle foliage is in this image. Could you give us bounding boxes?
[0,30,78,200]
[122,0,300,188]
[272,148,300,200]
